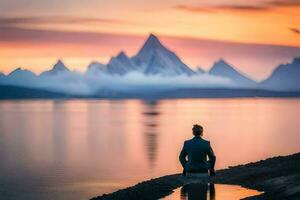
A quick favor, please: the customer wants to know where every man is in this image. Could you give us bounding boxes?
[179,124,216,177]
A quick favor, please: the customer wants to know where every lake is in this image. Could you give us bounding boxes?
[0,98,299,200]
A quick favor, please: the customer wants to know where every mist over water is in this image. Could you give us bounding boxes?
[0,71,235,95]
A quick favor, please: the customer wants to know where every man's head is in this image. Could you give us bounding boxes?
[192,124,203,136]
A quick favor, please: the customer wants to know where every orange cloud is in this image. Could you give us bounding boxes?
[174,4,269,13]
[267,0,300,7]
[0,16,126,29]
[290,28,300,34]
[1,1,300,78]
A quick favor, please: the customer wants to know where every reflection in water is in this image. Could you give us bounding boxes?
[142,101,160,169]
[180,183,215,200]
[0,99,299,200]
[52,100,67,163]
[164,184,262,200]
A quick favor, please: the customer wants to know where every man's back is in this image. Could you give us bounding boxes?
[179,136,215,173]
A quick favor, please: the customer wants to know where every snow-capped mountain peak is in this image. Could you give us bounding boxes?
[142,34,164,50]
[209,59,256,86]
[6,68,37,84]
[9,67,20,75]
[132,34,195,76]
[209,59,234,72]
[104,51,140,75]
[2,68,37,86]
[116,51,128,60]
[262,57,300,91]
[84,34,194,76]
[133,34,167,64]
[9,68,36,76]
[52,60,69,72]
[40,60,70,76]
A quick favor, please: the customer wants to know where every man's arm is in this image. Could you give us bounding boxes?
[207,142,216,176]
[179,142,187,168]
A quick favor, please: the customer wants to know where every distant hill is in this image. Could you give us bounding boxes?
[209,59,257,87]
[86,62,107,75]
[8,68,36,78]
[261,57,300,91]
[40,60,70,76]
[106,51,140,75]
[3,68,37,86]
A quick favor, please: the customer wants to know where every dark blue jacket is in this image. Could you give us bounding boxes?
[179,136,216,173]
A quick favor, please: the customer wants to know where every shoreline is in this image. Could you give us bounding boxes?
[2,85,300,100]
[91,152,300,200]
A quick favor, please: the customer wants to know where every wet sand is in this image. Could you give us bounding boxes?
[91,152,300,200]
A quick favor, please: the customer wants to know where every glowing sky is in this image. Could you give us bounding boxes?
[0,0,300,80]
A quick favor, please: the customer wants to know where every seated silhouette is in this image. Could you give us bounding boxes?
[179,124,216,177]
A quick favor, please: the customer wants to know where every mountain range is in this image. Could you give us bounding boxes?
[261,58,300,91]
[208,59,257,87]
[0,34,300,98]
[40,60,70,76]
[83,34,195,76]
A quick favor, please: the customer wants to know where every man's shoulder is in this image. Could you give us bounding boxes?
[201,138,210,144]
[184,138,194,144]
[183,139,191,147]
[201,139,212,148]
[184,137,210,144]
[184,138,210,146]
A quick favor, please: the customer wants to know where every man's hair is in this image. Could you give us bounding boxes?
[192,124,203,136]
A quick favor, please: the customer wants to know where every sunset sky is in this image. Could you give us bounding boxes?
[0,0,300,80]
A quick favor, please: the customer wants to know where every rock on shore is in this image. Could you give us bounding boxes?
[91,152,300,200]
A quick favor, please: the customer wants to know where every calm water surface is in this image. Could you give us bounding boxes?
[0,98,299,199]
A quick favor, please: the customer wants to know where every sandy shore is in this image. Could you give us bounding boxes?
[91,152,300,200]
